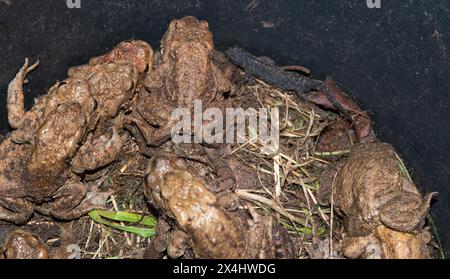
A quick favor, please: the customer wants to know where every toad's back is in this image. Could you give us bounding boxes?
[335,143,403,220]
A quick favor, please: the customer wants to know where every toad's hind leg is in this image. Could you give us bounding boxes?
[71,119,125,174]
[203,146,236,193]
[7,58,39,129]
[380,191,437,233]
[36,181,114,221]
[0,197,34,225]
[126,112,172,147]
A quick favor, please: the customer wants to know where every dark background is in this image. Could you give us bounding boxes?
[0,0,449,257]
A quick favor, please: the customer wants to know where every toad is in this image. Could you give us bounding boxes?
[0,229,49,259]
[332,143,437,259]
[0,41,151,224]
[144,155,293,259]
[59,40,152,173]
[128,16,231,146]
[68,40,152,124]
[7,41,151,177]
[127,17,236,192]
[0,103,113,224]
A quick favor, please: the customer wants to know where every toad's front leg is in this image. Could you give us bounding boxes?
[7,59,39,129]
[126,111,173,147]
[167,230,191,259]
[342,234,385,259]
[7,59,40,144]
[71,117,126,174]
[36,180,114,220]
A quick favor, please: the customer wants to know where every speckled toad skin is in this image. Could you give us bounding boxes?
[144,155,294,259]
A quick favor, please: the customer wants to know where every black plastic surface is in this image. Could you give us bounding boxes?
[0,0,449,257]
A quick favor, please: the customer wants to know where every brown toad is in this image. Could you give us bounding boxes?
[333,143,437,259]
[0,229,49,259]
[128,16,231,146]
[0,102,112,224]
[63,41,153,173]
[68,40,152,124]
[0,41,152,224]
[144,155,293,259]
[8,41,151,173]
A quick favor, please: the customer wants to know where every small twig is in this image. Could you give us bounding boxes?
[111,195,133,247]
[84,220,95,249]
[236,189,307,226]
[302,107,315,145]
[93,229,110,259]
[305,184,330,225]
[315,150,351,157]
[274,154,282,198]
[329,171,338,259]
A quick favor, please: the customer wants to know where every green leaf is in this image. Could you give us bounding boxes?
[283,222,326,236]
[88,210,157,238]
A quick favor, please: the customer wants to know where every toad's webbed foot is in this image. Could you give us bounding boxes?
[342,236,372,259]
[124,123,156,157]
[8,59,41,144]
[36,181,114,221]
[0,197,34,225]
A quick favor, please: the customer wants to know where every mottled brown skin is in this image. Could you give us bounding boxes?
[89,40,153,74]
[8,41,151,173]
[66,41,152,173]
[70,115,126,174]
[145,156,245,259]
[7,59,45,144]
[0,229,49,259]
[343,226,432,259]
[0,104,112,224]
[334,143,437,259]
[144,156,293,259]
[128,16,231,146]
[0,42,151,224]
[128,17,235,192]
[68,59,141,123]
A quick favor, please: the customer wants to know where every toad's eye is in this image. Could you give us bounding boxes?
[92,99,98,111]
[57,81,68,88]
